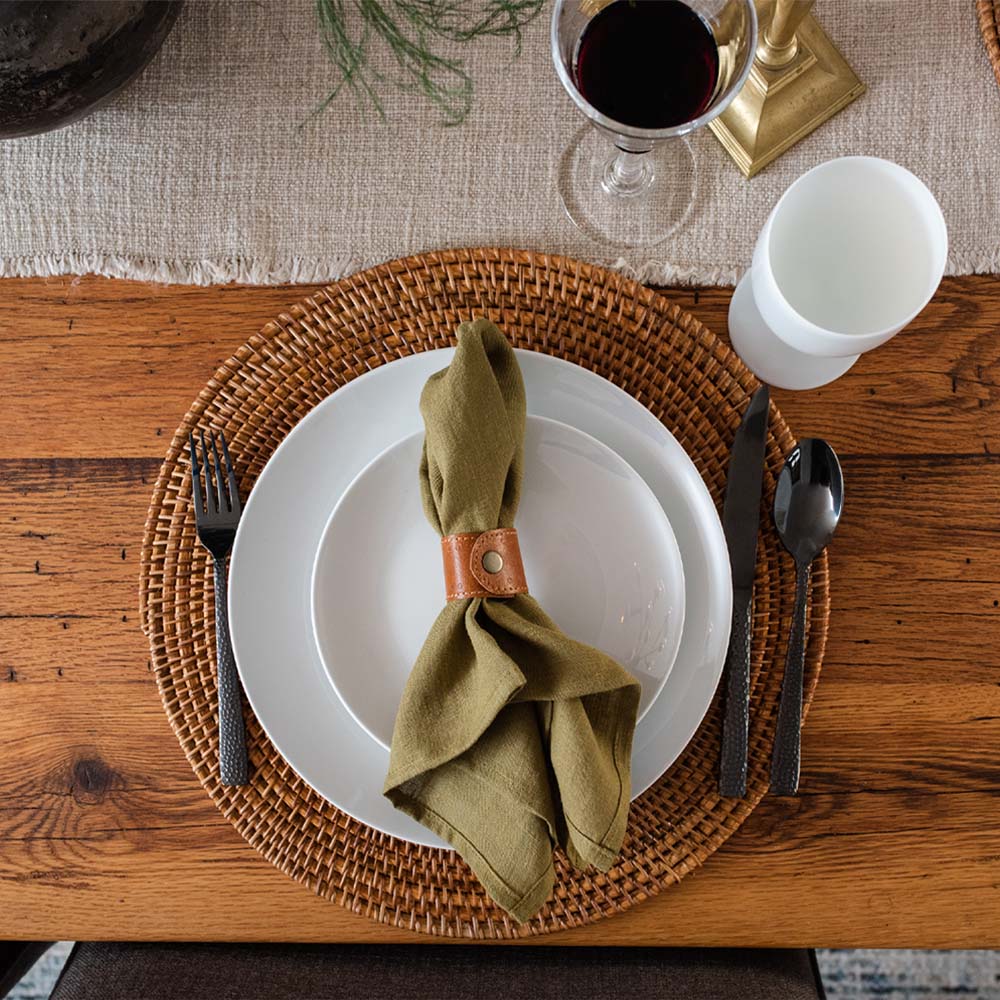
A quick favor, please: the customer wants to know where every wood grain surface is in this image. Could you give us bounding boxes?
[0,274,997,947]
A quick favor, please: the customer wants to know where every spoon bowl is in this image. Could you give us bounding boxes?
[774,439,844,567]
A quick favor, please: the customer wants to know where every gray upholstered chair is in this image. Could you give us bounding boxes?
[10,943,826,1000]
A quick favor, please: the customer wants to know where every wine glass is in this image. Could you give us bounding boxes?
[552,0,757,248]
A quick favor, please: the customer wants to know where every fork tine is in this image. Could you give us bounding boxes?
[188,433,203,516]
[200,430,216,515]
[218,430,241,516]
[209,431,228,513]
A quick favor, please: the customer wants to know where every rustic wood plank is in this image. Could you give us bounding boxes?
[0,274,998,947]
[0,276,997,459]
[0,280,325,459]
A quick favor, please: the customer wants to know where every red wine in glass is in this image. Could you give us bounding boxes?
[574,0,720,130]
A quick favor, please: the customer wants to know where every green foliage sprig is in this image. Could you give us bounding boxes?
[315,0,544,126]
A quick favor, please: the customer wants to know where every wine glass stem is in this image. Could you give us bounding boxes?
[602,148,653,199]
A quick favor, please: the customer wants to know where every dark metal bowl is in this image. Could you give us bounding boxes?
[0,1,183,139]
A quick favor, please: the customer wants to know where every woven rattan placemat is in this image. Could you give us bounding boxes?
[979,0,1000,89]
[140,248,830,939]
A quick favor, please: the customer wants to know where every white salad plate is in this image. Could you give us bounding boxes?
[229,348,732,848]
[311,414,687,751]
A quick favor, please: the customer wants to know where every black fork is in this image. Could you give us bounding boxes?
[189,429,248,786]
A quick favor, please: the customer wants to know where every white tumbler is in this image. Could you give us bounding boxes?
[729,156,948,391]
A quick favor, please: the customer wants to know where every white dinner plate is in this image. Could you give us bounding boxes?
[312,415,687,750]
[230,349,732,848]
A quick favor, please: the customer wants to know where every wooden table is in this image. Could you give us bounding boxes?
[2,274,998,948]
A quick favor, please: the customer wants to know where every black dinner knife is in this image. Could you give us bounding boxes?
[719,384,770,798]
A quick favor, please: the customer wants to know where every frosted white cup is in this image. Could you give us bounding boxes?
[729,156,948,391]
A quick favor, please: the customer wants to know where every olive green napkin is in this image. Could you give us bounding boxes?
[384,319,641,923]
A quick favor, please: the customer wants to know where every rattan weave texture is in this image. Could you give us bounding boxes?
[140,248,829,939]
[978,0,1000,89]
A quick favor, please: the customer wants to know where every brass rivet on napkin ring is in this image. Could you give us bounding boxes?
[441,529,528,601]
[482,550,503,574]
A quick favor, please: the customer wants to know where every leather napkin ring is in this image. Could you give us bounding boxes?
[441,529,528,601]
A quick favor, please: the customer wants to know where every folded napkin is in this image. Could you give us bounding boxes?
[384,319,641,922]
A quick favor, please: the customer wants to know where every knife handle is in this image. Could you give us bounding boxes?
[770,562,811,796]
[719,587,753,797]
[214,557,249,786]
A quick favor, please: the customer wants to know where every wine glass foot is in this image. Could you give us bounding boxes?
[558,126,696,248]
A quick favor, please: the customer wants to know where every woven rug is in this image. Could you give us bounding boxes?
[0,0,996,286]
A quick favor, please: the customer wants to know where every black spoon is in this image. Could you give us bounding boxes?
[770,438,844,796]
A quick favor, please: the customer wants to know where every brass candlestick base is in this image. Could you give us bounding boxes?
[710,2,865,178]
